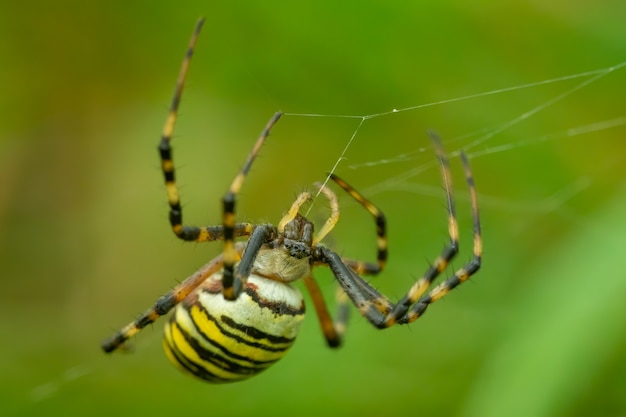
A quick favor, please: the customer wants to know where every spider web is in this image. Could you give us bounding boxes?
[279,61,626,218]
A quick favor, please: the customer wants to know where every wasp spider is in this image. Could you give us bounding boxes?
[101,18,482,384]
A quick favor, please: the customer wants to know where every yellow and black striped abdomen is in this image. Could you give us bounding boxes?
[163,273,305,383]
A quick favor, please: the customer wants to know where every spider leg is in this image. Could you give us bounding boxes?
[312,182,340,245]
[278,192,313,233]
[379,131,460,324]
[157,19,256,243]
[316,247,393,327]
[328,174,387,276]
[227,225,276,297]
[399,150,482,324]
[302,275,349,348]
[101,244,245,353]
[222,112,283,300]
[309,176,387,341]
[285,185,348,347]
[315,133,482,329]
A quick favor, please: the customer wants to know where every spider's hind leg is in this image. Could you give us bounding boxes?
[101,250,237,353]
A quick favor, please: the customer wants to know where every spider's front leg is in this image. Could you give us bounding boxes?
[157,18,256,244]
[223,224,279,299]
[315,247,399,327]
[318,132,482,328]
[221,112,282,300]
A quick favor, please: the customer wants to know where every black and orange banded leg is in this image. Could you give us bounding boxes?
[101,245,245,353]
[302,275,349,348]
[157,18,256,243]
[221,112,283,301]
[379,131,461,326]
[328,173,388,276]
[399,150,481,324]
[231,224,277,286]
[317,133,482,329]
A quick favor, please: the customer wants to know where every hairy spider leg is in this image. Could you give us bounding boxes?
[312,182,340,244]
[401,150,483,322]
[278,192,313,232]
[157,18,255,243]
[221,112,283,300]
[294,183,348,348]
[326,174,388,276]
[314,132,482,328]
[302,275,348,347]
[101,246,244,353]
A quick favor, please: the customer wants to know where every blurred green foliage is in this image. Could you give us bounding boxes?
[1,1,625,416]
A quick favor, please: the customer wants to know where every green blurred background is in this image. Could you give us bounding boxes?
[1,1,625,416]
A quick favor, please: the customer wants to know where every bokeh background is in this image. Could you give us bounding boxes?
[2,1,625,416]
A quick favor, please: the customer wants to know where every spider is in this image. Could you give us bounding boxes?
[101,18,482,383]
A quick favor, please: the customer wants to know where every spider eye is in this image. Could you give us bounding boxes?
[284,239,311,259]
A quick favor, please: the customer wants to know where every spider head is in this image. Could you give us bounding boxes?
[253,214,314,282]
[282,214,314,259]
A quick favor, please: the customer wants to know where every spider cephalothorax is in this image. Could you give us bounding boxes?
[279,214,314,260]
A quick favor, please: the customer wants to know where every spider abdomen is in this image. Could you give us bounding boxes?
[163,273,305,383]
